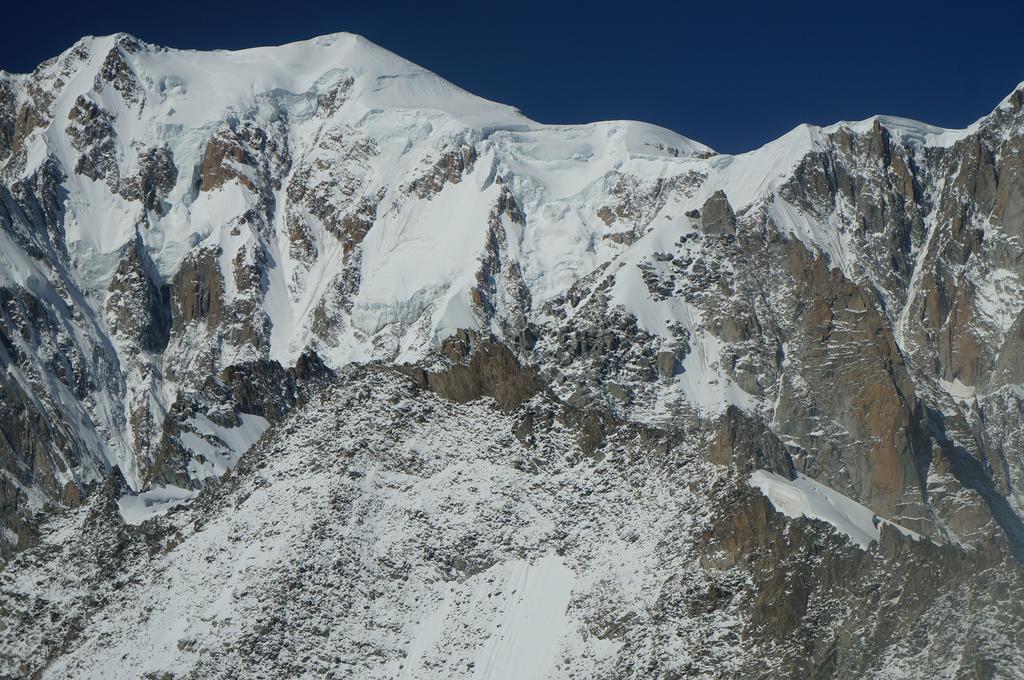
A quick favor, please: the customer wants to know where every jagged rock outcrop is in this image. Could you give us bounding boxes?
[407,145,477,198]
[709,405,796,479]
[701,482,1024,678]
[698,189,737,234]
[66,95,120,187]
[106,236,171,352]
[404,330,546,410]
[170,246,225,332]
[120,144,177,213]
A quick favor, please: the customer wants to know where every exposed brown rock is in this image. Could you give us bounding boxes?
[284,128,379,259]
[408,145,477,198]
[96,40,145,107]
[709,405,796,479]
[699,190,736,234]
[698,480,1024,678]
[405,330,545,411]
[10,103,46,161]
[106,236,171,352]
[315,77,354,117]
[66,95,119,185]
[120,145,177,212]
[774,243,928,520]
[655,350,679,379]
[200,134,254,192]
[170,247,225,331]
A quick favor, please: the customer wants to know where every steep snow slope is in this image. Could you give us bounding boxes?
[0,33,731,515]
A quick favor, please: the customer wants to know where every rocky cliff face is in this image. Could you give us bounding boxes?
[0,32,1023,678]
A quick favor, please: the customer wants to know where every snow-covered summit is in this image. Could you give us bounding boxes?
[6,31,724,369]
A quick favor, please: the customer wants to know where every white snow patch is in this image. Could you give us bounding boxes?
[471,557,575,680]
[399,556,577,679]
[179,413,271,479]
[749,470,927,549]
[1,527,18,546]
[939,377,977,403]
[117,485,197,525]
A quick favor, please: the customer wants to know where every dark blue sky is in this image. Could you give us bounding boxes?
[4,1,1023,153]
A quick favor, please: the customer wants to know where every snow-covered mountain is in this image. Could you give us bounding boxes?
[1,33,1023,678]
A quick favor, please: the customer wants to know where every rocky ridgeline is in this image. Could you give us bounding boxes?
[1,355,1021,678]
[0,33,1023,677]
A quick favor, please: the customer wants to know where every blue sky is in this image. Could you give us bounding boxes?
[4,0,1023,153]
